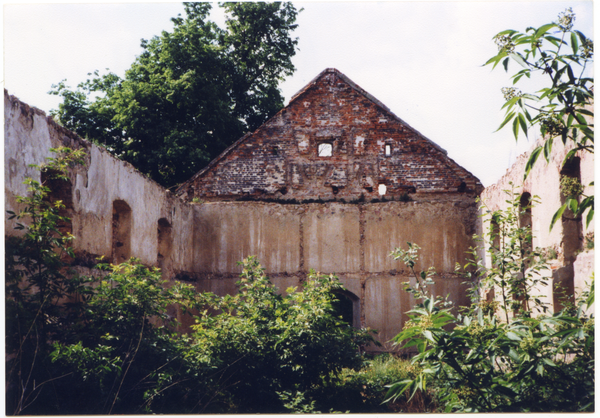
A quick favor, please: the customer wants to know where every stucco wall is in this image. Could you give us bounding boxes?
[183,197,477,351]
[479,132,594,314]
[4,90,195,277]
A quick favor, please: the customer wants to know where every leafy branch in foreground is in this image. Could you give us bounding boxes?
[485,8,594,230]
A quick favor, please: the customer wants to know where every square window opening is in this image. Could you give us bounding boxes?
[318,142,333,157]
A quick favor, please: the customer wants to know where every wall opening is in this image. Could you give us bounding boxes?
[112,200,132,264]
[157,218,173,269]
[490,213,501,251]
[385,144,391,156]
[41,170,74,237]
[318,142,333,157]
[332,290,360,328]
[378,183,387,195]
[519,192,533,256]
[560,157,583,262]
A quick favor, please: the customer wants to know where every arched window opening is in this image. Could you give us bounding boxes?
[332,290,360,328]
[490,212,501,250]
[112,200,132,264]
[41,170,74,237]
[157,218,173,269]
[519,192,533,256]
[560,157,583,262]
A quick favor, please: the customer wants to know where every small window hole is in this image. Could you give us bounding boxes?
[318,142,333,157]
[378,184,387,195]
[385,144,391,156]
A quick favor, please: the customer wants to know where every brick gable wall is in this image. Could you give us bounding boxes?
[177,69,483,202]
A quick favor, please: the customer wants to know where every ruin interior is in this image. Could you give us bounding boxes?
[4,69,594,351]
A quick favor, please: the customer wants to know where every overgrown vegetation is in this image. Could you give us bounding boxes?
[5,148,379,414]
[485,7,594,229]
[385,191,594,412]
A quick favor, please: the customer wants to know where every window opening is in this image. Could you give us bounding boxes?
[112,200,132,264]
[385,144,391,156]
[318,142,333,157]
[560,157,583,262]
[331,290,360,327]
[378,183,387,195]
[157,218,173,269]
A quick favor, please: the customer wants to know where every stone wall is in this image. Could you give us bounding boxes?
[479,133,594,314]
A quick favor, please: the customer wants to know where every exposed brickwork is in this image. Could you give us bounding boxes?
[177,68,484,202]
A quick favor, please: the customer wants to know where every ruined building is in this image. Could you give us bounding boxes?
[4,68,594,351]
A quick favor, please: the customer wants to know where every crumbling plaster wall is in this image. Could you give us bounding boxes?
[182,195,477,350]
[479,134,594,313]
[178,69,483,203]
[4,91,196,277]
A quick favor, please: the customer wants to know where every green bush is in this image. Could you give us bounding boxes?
[385,192,595,412]
[189,257,377,413]
[313,354,436,413]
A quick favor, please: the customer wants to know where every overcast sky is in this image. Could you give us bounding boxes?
[3,1,594,186]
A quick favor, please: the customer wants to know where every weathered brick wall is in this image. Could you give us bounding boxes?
[177,69,483,202]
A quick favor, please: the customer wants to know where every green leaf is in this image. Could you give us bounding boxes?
[550,203,567,231]
[512,114,520,139]
[586,208,594,228]
[536,23,557,38]
[495,111,516,132]
[506,331,521,341]
[509,53,528,68]
[518,113,528,137]
[543,138,553,162]
[570,32,579,54]
[524,146,542,179]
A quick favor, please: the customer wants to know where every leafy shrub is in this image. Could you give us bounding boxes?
[313,354,435,413]
[385,192,595,412]
[189,257,377,413]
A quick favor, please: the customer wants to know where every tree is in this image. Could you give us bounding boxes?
[50,2,299,188]
[485,8,594,230]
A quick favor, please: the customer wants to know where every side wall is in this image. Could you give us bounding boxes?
[479,135,594,314]
[4,91,196,278]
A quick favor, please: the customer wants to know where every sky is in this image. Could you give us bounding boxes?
[2,1,595,186]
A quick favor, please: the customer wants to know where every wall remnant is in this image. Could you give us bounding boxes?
[5,66,593,352]
[479,127,594,315]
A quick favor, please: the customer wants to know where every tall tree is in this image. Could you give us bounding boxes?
[50,2,299,188]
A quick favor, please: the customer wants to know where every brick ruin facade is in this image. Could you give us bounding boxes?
[4,68,594,351]
[177,68,483,202]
